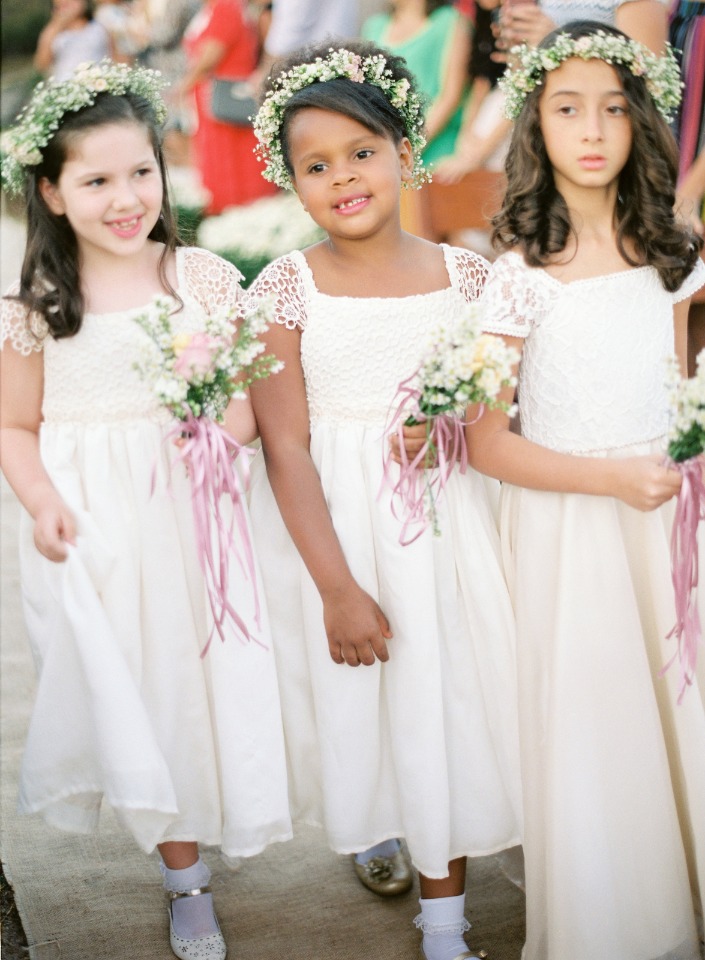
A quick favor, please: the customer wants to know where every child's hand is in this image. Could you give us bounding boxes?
[323,583,392,666]
[389,423,437,468]
[33,500,77,562]
[613,455,682,511]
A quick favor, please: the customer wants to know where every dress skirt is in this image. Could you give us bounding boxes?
[17,417,293,857]
[500,440,705,960]
[249,418,523,879]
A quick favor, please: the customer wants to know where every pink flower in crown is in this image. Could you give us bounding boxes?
[342,52,365,83]
[173,332,223,380]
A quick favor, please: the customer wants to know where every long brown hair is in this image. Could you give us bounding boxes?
[491,20,702,292]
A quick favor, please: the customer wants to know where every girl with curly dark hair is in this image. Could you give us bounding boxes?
[463,19,705,960]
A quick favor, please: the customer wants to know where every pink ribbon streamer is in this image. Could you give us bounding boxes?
[381,371,479,545]
[166,414,263,656]
[663,455,704,703]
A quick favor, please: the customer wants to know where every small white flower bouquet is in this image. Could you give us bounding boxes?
[663,353,705,701]
[134,297,282,651]
[385,306,519,543]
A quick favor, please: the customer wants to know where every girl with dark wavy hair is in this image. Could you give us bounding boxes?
[0,63,291,960]
[463,19,705,960]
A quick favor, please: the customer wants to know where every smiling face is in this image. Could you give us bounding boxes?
[539,57,633,199]
[39,121,163,265]
[287,107,414,242]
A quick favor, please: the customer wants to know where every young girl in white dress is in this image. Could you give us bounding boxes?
[0,63,291,960]
[245,40,521,960]
[462,21,705,960]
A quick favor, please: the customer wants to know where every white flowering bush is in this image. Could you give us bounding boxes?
[666,352,705,463]
[133,296,282,423]
[197,192,324,286]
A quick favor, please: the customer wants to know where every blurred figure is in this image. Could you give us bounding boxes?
[264,0,358,57]
[175,0,277,212]
[362,0,471,166]
[670,0,705,235]
[495,0,668,56]
[95,0,140,62]
[34,0,110,80]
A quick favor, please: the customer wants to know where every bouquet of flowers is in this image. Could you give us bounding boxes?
[384,306,519,544]
[134,296,282,652]
[663,352,705,702]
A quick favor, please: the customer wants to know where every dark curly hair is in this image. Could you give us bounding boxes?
[10,92,182,340]
[491,20,702,292]
[262,38,423,183]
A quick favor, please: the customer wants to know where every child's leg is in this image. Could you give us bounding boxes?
[416,858,485,960]
[159,841,226,959]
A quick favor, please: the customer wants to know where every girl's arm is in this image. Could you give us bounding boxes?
[465,335,681,510]
[424,16,472,143]
[250,321,391,667]
[0,343,76,561]
[223,391,258,445]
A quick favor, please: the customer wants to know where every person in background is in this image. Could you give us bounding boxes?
[34,0,110,81]
[175,0,278,213]
[362,0,471,167]
[95,0,140,63]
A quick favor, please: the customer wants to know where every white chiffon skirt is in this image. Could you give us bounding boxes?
[249,420,522,879]
[17,419,292,856]
[501,440,705,960]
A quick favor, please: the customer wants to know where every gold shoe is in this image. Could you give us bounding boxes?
[352,849,413,896]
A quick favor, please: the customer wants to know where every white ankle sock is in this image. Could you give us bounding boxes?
[354,838,401,865]
[161,857,220,940]
[414,894,472,960]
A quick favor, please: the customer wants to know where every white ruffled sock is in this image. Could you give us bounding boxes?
[354,838,401,865]
[161,857,220,940]
[414,894,472,960]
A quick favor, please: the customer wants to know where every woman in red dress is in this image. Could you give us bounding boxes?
[179,0,277,213]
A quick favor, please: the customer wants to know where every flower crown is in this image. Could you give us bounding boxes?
[1,60,167,196]
[499,31,682,121]
[253,48,428,190]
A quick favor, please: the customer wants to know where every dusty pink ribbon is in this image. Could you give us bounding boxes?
[381,371,479,545]
[167,414,262,656]
[663,455,704,703]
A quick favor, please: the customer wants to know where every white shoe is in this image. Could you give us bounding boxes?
[167,887,227,960]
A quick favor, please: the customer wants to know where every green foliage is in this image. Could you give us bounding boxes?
[217,250,272,289]
[668,421,705,463]
[2,2,49,57]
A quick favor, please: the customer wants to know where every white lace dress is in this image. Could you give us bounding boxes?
[481,251,705,960]
[245,245,522,879]
[1,246,292,857]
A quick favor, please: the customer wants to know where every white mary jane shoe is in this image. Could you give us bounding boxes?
[167,887,227,960]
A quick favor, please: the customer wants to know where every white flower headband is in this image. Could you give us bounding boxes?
[253,47,428,190]
[1,60,167,196]
[499,30,682,121]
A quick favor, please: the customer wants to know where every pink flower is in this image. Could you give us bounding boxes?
[173,332,222,379]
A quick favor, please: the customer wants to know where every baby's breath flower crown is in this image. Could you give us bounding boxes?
[253,47,428,191]
[1,60,167,196]
[499,30,682,121]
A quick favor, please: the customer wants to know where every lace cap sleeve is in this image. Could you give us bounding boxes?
[480,252,549,338]
[672,257,705,304]
[240,254,309,331]
[444,246,490,303]
[181,247,244,315]
[1,282,49,355]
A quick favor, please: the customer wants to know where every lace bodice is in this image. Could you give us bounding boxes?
[482,252,705,453]
[243,246,489,425]
[0,247,243,424]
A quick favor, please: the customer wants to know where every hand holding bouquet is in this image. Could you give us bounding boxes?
[134,297,282,652]
[663,353,705,702]
[385,306,518,544]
